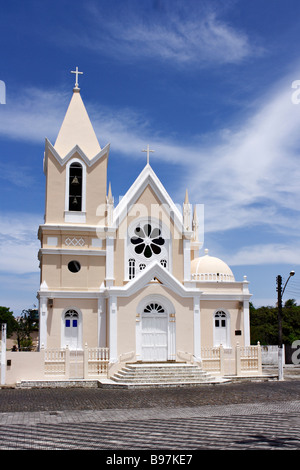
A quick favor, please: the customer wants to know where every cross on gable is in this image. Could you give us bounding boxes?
[71,67,83,88]
[142,144,155,165]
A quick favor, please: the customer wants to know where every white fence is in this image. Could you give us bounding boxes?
[3,343,262,385]
[201,342,262,376]
[179,342,262,376]
[44,345,109,379]
[0,324,6,385]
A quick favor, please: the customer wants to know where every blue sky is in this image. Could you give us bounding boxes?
[1,0,300,314]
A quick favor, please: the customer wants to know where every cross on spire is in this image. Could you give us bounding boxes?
[71,67,83,89]
[142,144,155,165]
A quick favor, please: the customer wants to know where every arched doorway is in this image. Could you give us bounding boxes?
[214,310,230,348]
[62,309,82,350]
[136,296,176,362]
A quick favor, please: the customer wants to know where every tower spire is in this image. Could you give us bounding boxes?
[54,69,101,159]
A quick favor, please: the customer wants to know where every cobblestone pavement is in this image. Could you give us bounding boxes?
[1,368,300,452]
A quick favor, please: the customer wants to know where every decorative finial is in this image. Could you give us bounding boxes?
[204,248,209,255]
[142,144,154,165]
[71,66,83,90]
[184,189,189,204]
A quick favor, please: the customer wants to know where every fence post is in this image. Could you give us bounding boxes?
[257,341,262,374]
[219,344,224,376]
[1,324,7,385]
[83,343,89,379]
[65,346,70,379]
[236,342,241,375]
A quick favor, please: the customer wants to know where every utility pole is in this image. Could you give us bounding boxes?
[276,275,283,380]
[276,271,295,381]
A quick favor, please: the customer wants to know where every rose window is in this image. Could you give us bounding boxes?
[130,223,165,259]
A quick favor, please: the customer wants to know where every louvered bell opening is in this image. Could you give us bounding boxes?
[69,163,82,211]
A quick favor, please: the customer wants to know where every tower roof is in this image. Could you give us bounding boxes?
[54,88,101,159]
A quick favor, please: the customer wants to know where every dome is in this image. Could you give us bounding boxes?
[191,249,235,282]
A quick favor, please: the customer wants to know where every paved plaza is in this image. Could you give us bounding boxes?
[1,367,300,452]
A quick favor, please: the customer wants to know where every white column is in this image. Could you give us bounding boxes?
[98,296,106,348]
[105,236,115,287]
[183,238,191,283]
[39,296,48,350]
[243,276,251,346]
[243,300,250,346]
[193,296,201,360]
[1,323,6,385]
[168,314,176,361]
[108,296,117,362]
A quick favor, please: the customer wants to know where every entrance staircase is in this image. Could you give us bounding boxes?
[101,362,226,388]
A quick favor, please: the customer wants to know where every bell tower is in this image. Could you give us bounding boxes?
[38,69,111,349]
[43,68,110,225]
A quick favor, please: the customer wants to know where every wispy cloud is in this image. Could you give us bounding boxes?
[228,243,300,266]
[0,213,40,274]
[0,87,68,143]
[70,1,263,67]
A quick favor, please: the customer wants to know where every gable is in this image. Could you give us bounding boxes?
[107,261,200,299]
[113,164,185,235]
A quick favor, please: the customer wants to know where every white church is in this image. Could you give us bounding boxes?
[2,69,263,386]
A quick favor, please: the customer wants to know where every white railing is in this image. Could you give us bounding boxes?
[179,342,262,377]
[43,343,262,379]
[236,343,262,375]
[44,345,109,379]
[87,347,109,376]
[44,349,66,376]
[200,347,224,375]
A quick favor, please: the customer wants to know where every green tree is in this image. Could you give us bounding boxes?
[0,306,18,337]
[15,308,38,351]
[250,299,300,345]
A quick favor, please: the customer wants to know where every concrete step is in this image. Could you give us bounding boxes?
[108,362,219,387]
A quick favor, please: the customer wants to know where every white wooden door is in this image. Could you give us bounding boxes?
[214,311,227,347]
[64,310,79,350]
[142,303,168,361]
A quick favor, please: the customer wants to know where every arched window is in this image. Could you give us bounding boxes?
[69,163,82,211]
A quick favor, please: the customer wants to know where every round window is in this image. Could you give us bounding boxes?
[130,223,165,259]
[68,260,81,273]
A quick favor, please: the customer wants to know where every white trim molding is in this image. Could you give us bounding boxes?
[44,138,110,174]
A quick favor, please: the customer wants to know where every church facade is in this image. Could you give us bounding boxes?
[37,76,252,375]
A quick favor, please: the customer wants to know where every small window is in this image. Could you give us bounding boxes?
[215,311,227,327]
[68,260,81,273]
[69,163,82,211]
[129,258,135,279]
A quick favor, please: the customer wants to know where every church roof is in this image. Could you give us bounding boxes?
[54,88,101,159]
[191,250,235,282]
